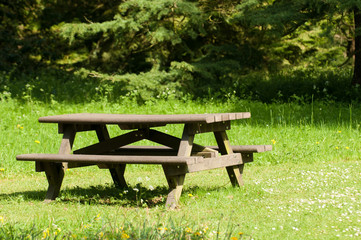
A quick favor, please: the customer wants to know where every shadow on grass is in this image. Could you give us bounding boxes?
[0,184,168,208]
[0,183,231,208]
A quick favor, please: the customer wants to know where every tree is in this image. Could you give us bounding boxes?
[352,6,361,85]
[232,0,361,84]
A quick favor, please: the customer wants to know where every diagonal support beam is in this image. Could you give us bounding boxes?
[214,131,244,187]
[147,129,217,153]
[74,129,146,155]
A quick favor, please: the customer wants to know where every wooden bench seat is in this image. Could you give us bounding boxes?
[16,153,197,164]
[112,144,271,162]
[17,144,271,174]
[17,153,244,175]
[209,145,272,153]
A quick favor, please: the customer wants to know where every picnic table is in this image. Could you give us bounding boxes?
[16,112,271,208]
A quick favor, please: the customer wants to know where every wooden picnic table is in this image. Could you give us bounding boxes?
[16,112,271,208]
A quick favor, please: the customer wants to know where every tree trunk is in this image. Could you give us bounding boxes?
[352,7,361,85]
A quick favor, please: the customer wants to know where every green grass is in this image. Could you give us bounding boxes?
[1,98,361,239]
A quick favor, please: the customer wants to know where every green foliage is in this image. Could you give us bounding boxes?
[233,68,357,103]
[0,66,358,104]
[1,0,359,102]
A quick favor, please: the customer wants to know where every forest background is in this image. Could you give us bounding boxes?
[1,0,361,104]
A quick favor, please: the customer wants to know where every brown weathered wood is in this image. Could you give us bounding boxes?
[39,112,251,125]
[42,124,76,201]
[214,131,244,187]
[241,153,253,163]
[73,129,147,154]
[58,125,76,155]
[109,164,127,188]
[113,146,217,158]
[118,123,166,130]
[37,125,75,200]
[209,145,272,153]
[94,124,128,188]
[58,124,98,134]
[17,112,268,208]
[67,162,95,168]
[43,162,64,202]
[163,124,194,208]
[187,154,242,173]
[113,144,271,155]
[16,153,198,164]
[95,124,110,141]
[147,129,217,154]
[186,121,230,134]
[160,154,244,175]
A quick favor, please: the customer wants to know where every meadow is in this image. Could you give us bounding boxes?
[0,97,361,239]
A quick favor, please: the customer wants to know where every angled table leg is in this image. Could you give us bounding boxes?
[163,124,194,208]
[214,131,244,186]
[95,125,127,188]
[44,124,76,202]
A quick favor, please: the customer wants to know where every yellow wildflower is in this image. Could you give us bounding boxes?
[231,237,238,240]
[35,140,40,144]
[83,224,91,229]
[239,232,244,235]
[188,193,193,197]
[121,232,130,239]
[335,146,339,150]
[0,168,4,172]
[99,232,104,237]
[271,139,276,145]
[338,130,342,133]
[42,228,50,239]
[194,231,201,236]
[95,213,101,221]
[346,147,350,150]
[316,142,320,144]
[0,216,4,224]
[185,227,192,233]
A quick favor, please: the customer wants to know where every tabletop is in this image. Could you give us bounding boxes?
[38,112,251,125]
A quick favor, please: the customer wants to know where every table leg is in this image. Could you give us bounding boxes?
[214,131,244,186]
[95,125,127,188]
[44,163,65,202]
[44,124,76,201]
[163,124,194,208]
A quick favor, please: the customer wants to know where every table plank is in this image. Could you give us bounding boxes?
[38,112,250,125]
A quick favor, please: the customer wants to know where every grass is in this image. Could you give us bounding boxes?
[1,97,361,239]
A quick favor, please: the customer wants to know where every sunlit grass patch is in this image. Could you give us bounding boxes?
[1,98,361,239]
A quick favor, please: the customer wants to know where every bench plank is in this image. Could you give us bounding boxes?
[187,153,243,173]
[17,153,199,165]
[209,145,272,153]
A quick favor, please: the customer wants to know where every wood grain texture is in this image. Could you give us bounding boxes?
[38,112,250,125]
[16,153,199,164]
